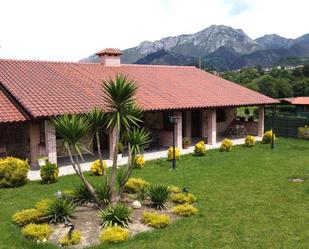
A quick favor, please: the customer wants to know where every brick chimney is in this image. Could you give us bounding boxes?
[96,48,123,66]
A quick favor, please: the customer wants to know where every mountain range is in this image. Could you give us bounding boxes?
[82,25,309,71]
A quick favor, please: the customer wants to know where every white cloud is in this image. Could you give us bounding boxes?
[0,0,308,61]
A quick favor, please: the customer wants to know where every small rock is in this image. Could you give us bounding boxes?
[132,200,142,209]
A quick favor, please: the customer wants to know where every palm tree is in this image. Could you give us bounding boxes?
[102,74,141,202]
[86,107,107,176]
[52,114,99,203]
[118,127,151,196]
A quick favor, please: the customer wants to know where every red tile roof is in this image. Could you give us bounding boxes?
[280,97,309,105]
[0,59,278,122]
[96,48,123,56]
[0,88,27,122]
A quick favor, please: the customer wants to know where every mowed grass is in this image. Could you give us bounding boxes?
[0,138,309,249]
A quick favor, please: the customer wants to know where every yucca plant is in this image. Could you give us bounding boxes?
[95,182,110,205]
[46,199,75,224]
[73,184,94,204]
[99,203,132,228]
[136,186,149,202]
[147,185,169,210]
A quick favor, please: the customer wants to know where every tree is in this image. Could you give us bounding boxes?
[102,74,141,203]
[86,107,107,176]
[52,114,99,202]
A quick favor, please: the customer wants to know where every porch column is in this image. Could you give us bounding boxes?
[208,109,217,145]
[201,110,208,138]
[258,106,265,137]
[174,111,182,149]
[185,111,191,139]
[109,126,117,160]
[29,123,40,166]
[44,120,57,164]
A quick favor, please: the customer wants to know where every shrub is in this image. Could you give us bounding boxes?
[73,184,94,204]
[100,226,129,243]
[99,203,132,228]
[219,139,233,152]
[168,186,181,194]
[62,189,75,202]
[35,199,53,215]
[134,155,145,169]
[142,211,170,228]
[46,199,75,224]
[124,177,150,193]
[90,159,107,176]
[167,147,180,161]
[147,185,169,209]
[12,209,44,226]
[117,142,124,154]
[58,230,81,246]
[298,125,309,140]
[21,223,53,241]
[194,141,206,156]
[0,157,29,187]
[245,135,256,147]
[262,130,276,144]
[172,203,198,216]
[40,162,59,184]
[170,193,196,204]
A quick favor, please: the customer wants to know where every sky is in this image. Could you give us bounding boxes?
[0,0,308,61]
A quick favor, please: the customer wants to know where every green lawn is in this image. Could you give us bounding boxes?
[0,138,309,249]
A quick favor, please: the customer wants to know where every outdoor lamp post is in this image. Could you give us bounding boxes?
[169,115,180,170]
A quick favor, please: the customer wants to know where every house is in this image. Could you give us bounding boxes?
[0,48,278,167]
[280,97,309,115]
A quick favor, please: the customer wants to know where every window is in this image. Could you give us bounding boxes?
[216,109,226,122]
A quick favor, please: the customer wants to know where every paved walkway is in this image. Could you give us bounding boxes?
[28,136,262,181]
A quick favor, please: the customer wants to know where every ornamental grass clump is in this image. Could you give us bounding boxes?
[124,177,150,193]
[0,157,29,188]
[219,138,233,152]
[172,203,198,216]
[46,198,75,224]
[170,193,197,204]
[100,226,130,243]
[58,230,81,246]
[194,141,206,156]
[99,203,132,228]
[21,223,53,241]
[147,185,169,209]
[40,162,59,184]
[142,211,171,228]
[262,130,276,144]
[134,154,145,169]
[73,184,94,204]
[90,159,107,176]
[167,147,180,161]
[245,135,256,147]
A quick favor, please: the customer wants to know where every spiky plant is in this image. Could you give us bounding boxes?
[99,203,132,228]
[95,181,110,205]
[86,107,107,176]
[52,115,99,203]
[147,185,169,210]
[73,184,94,204]
[46,199,75,224]
[102,74,141,203]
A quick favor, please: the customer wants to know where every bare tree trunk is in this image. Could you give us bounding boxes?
[108,126,120,204]
[118,144,133,198]
[74,154,100,203]
[66,144,99,203]
[95,131,106,176]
